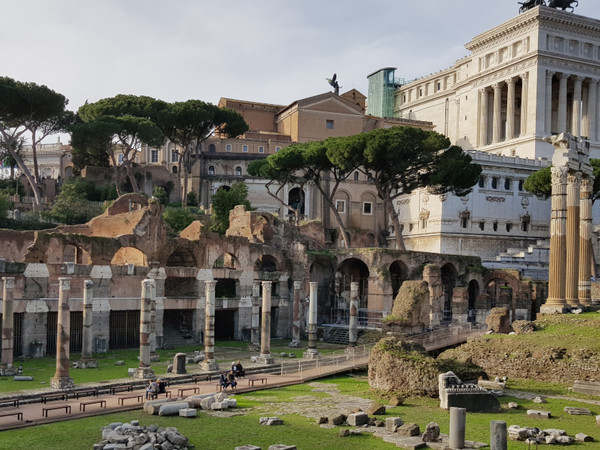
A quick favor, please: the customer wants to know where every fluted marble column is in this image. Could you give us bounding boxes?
[200,280,219,371]
[492,83,502,143]
[572,76,583,137]
[1,277,15,373]
[558,73,569,132]
[544,166,569,312]
[258,281,274,364]
[566,172,581,308]
[304,282,320,359]
[251,281,261,347]
[579,176,594,306]
[134,279,155,379]
[587,80,597,141]
[545,71,554,134]
[292,281,302,345]
[51,278,74,389]
[479,88,489,146]
[520,73,529,135]
[506,78,516,140]
[79,280,97,368]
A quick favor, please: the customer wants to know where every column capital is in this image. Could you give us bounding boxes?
[520,72,529,81]
[309,281,319,291]
[546,70,555,79]
[261,280,272,288]
[551,166,569,186]
[83,280,94,289]
[204,280,217,291]
[2,277,15,289]
[58,277,71,291]
[293,281,302,290]
[559,72,569,80]
[506,76,517,86]
[492,82,502,91]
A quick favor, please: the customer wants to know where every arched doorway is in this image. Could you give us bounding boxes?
[389,260,409,299]
[441,263,457,324]
[336,258,370,325]
[288,187,305,216]
[467,280,479,322]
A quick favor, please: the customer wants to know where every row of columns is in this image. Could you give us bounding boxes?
[545,134,594,312]
[479,73,528,146]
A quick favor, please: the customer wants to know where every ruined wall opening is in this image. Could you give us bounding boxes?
[441,263,457,324]
[309,259,335,323]
[109,311,140,349]
[111,247,147,266]
[288,187,305,216]
[213,253,238,269]
[468,279,479,322]
[215,278,237,298]
[163,309,194,345]
[63,244,91,265]
[164,277,197,297]
[46,311,83,355]
[335,258,369,325]
[215,309,236,340]
[389,260,409,299]
[255,255,278,272]
[0,313,23,358]
[167,248,196,266]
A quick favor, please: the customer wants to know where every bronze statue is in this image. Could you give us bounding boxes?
[326,73,340,96]
[547,0,578,11]
[518,0,545,13]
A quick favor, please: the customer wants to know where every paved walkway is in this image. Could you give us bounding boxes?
[0,354,369,432]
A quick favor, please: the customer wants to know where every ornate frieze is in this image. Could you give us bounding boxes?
[486,196,506,203]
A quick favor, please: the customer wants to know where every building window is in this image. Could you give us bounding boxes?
[235,166,242,176]
[506,223,512,232]
[208,144,216,153]
[504,178,511,190]
[437,82,441,91]
[354,172,359,181]
[242,145,248,152]
[363,202,372,215]
[521,215,530,232]
[478,176,485,188]
[409,223,414,231]
[479,221,485,230]
[171,150,178,162]
[491,177,499,189]
[518,179,524,191]
[493,221,498,231]
[421,218,427,229]
[151,150,158,163]
[461,217,468,228]
[208,165,215,175]
[326,120,334,129]
[258,146,264,153]
[276,147,281,152]
[226,144,232,152]
[336,200,346,213]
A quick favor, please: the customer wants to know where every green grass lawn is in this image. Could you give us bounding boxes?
[1,372,599,449]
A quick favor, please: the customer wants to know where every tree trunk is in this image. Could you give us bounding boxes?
[109,153,123,196]
[31,128,40,183]
[7,142,42,207]
[313,181,351,248]
[385,194,405,250]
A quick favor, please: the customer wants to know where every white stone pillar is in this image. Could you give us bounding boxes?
[51,277,74,389]
[545,71,554,134]
[134,279,155,379]
[1,277,15,373]
[572,76,583,137]
[304,282,320,359]
[259,281,274,364]
[79,280,96,367]
[579,176,594,306]
[251,281,261,347]
[348,282,359,347]
[558,73,569,133]
[292,281,302,345]
[506,78,516,140]
[520,73,529,136]
[449,407,466,449]
[479,88,488,146]
[201,280,219,371]
[566,171,581,308]
[492,83,502,143]
[587,80,597,141]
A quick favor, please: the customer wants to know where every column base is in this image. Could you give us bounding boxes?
[50,376,74,389]
[0,367,17,376]
[150,352,160,362]
[257,354,274,365]
[133,367,155,380]
[540,305,569,314]
[303,349,320,359]
[199,360,219,372]
[75,358,98,369]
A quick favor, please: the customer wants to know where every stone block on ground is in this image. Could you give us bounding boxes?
[508,425,529,441]
[210,401,226,410]
[179,408,197,418]
[329,413,346,426]
[366,403,386,415]
[397,423,420,437]
[158,402,191,416]
[576,433,593,442]
[199,396,216,410]
[556,435,575,445]
[422,422,440,442]
[339,429,350,437]
[532,396,546,404]
[224,398,237,408]
[543,429,567,437]
[388,396,404,406]
[235,446,261,450]
[260,417,284,426]
[145,399,175,415]
[347,411,368,426]
[385,417,404,432]
[564,406,592,415]
[507,402,519,409]
[268,445,296,450]
[527,409,551,419]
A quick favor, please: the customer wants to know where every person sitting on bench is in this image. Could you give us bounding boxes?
[232,361,245,378]
[227,370,237,389]
[156,379,166,396]
[145,380,157,399]
[219,372,230,390]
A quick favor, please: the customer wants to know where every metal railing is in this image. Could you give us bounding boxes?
[403,323,487,351]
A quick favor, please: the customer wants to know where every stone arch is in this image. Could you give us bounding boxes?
[166,247,196,266]
[63,243,92,265]
[389,260,409,299]
[213,252,238,269]
[441,263,458,324]
[336,258,370,319]
[111,246,148,266]
[483,270,521,319]
[255,254,278,272]
[309,258,335,323]
[208,143,216,153]
[288,187,305,215]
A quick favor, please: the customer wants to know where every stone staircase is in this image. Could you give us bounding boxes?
[482,239,549,280]
[161,319,196,349]
[322,327,350,345]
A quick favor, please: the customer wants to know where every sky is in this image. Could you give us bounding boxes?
[3,0,600,116]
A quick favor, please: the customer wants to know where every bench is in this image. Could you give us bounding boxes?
[177,387,199,397]
[193,375,212,383]
[110,385,133,395]
[0,399,20,408]
[42,404,71,417]
[79,399,106,411]
[72,388,99,399]
[117,394,143,406]
[41,393,68,404]
[0,410,23,421]
[247,376,267,386]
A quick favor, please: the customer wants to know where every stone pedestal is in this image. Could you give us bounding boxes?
[50,278,74,389]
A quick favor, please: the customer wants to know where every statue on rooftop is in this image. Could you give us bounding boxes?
[518,0,545,13]
[326,73,340,96]
[547,0,578,11]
